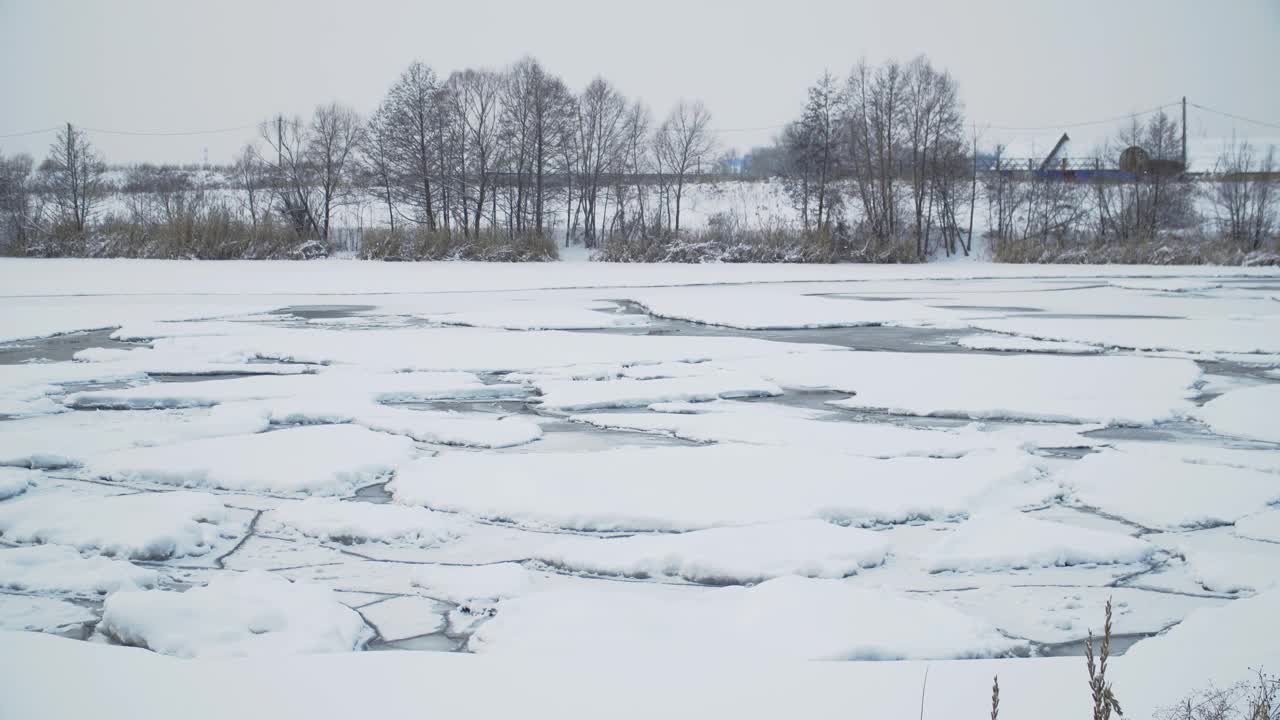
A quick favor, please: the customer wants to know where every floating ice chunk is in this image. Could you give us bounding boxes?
[422,301,649,330]
[360,596,447,641]
[251,398,541,448]
[262,498,464,546]
[629,288,960,329]
[0,594,96,633]
[0,362,147,418]
[954,334,1102,354]
[1235,509,1280,543]
[391,445,1041,532]
[99,571,372,657]
[534,519,889,585]
[1061,450,1280,530]
[725,351,1199,424]
[0,545,160,594]
[1195,384,1280,444]
[970,316,1280,354]
[921,513,1155,572]
[0,406,270,469]
[412,563,536,605]
[0,467,37,500]
[71,345,315,375]
[85,425,416,495]
[470,575,1025,659]
[0,491,229,560]
[1108,279,1224,293]
[932,586,1226,645]
[533,373,782,411]
[570,401,1100,458]
[64,369,520,410]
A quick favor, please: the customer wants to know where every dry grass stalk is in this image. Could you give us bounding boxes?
[1087,598,1124,720]
[990,675,1000,720]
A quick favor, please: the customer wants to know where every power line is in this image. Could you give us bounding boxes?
[981,101,1180,132]
[80,123,261,137]
[0,126,60,139]
[1189,102,1280,131]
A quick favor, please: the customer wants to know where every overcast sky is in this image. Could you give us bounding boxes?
[2,0,1277,165]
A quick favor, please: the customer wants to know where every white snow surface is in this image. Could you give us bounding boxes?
[533,372,782,411]
[0,467,37,500]
[412,562,537,605]
[954,334,1103,354]
[630,287,960,329]
[1061,449,1280,529]
[470,575,1024,659]
[0,490,230,559]
[84,424,417,495]
[1195,384,1280,444]
[391,445,1043,531]
[726,351,1200,424]
[0,545,160,594]
[262,498,464,546]
[921,513,1156,572]
[99,570,371,658]
[533,519,889,584]
[1234,508,1280,543]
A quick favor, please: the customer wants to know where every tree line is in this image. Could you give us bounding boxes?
[0,54,1275,263]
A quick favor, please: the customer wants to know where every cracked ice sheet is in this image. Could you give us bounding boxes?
[532,372,782,411]
[390,445,1048,532]
[531,519,888,585]
[723,351,1200,425]
[0,406,270,469]
[419,300,650,330]
[238,397,542,448]
[0,545,160,595]
[1144,527,1280,594]
[0,594,96,633]
[628,286,966,329]
[360,595,447,641]
[1060,449,1280,530]
[259,498,466,547]
[0,491,243,560]
[918,512,1157,573]
[70,345,316,376]
[968,315,1280,355]
[469,576,1025,660]
[64,368,522,410]
[569,400,1102,457]
[0,295,285,344]
[0,467,37,500]
[0,362,148,417]
[931,586,1230,645]
[83,424,418,496]
[1234,508,1280,543]
[99,570,372,658]
[953,334,1103,354]
[127,323,827,373]
[1194,384,1280,444]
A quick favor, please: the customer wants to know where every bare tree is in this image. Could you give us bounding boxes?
[232,145,267,228]
[573,77,629,247]
[361,106,399,231]
[783,72,843,236]
[41,123,106,233]
[655,100,715,235]
[0,152,35,251]
[382,62,440,230]
[307,103,363,244]
[1209,136,1277,251]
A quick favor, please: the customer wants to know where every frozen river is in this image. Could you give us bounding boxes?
[1,259,1278,719]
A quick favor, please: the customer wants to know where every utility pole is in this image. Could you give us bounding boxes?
[1181,96,1187,170]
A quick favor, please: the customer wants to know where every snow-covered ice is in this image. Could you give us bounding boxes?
[0,491,232,559]
[470,575,1025,659]
[920,513,1156,572]
[85,424,417,495]
[391,445,1043,531]
[2,259,1279,715]
[0,545,160,594]
[262,498,465,546]
[99,571,372,657]
[533,519,889,584]
[1195,384,1280,444]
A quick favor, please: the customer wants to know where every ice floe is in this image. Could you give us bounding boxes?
[0,545,160,594]
[99,571,372,657]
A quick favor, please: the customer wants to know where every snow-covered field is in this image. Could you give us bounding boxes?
[2,258,1279,718]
